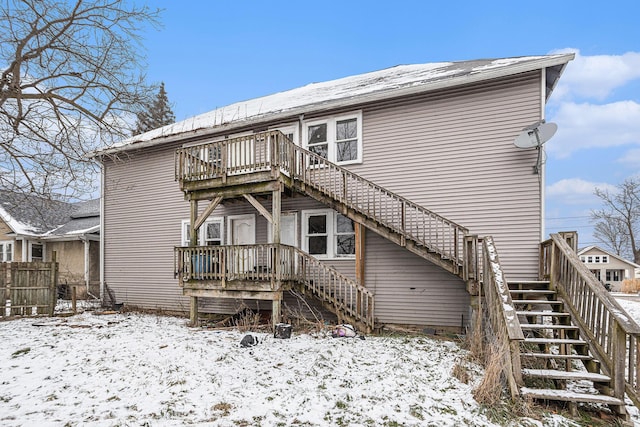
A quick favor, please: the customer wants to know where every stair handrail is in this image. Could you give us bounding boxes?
[173,243,375,331]
[480,236,524,400]
[276,134,469,267]
[292,246,375,331]
[175,131,471,270]
[547,233,640,407]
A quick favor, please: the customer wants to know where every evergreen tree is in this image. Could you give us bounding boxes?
[133,82,176,135]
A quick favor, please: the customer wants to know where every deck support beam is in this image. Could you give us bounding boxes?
[355,223,365,286]
[272,185,282,325]
[194,196,223,231]
[189,199,199,327]
[244,194,273,224]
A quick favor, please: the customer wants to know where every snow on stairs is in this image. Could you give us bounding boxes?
[510,280,626,416]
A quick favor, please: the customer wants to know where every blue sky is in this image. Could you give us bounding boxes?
[139,0,640,250]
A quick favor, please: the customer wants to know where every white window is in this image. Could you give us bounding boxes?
[304,112,362,165]
[594,256,600,263]
[0,241,12,262]
[181,218,224,246]
[587,256,593,263]
[602,255,609,263]
[302,209,355,259]
[580,256,586,263]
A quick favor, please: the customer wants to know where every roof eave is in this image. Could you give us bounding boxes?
[95,54,575,157]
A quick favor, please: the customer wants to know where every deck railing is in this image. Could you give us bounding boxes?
[292,246,375,330]
[174,244,299,286]
[480,236,524,400]
[175,131,286,181]
[541,233,640,407]
[175,130,469,269]
[174,244,375,330]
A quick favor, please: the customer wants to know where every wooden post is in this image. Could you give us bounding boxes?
[272,186,282,324]
[355,223,365,286]
[612,322,627,404]
[189,199,198,327]
[49,252,58,316]
[72,285,77,314]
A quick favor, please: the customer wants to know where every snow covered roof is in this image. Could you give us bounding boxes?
[97,53,574,156]
[0,191,99,239]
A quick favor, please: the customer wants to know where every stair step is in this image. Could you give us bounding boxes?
[510,289,556,296]
[512,299,564,305]
[517,311,570,317]
[520,324,578,330]
[520,352,593,360]
[524,337,586,345]
[520,387,624,406]
[522,368,611,382]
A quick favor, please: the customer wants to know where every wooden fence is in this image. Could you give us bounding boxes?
[0,261,59,317]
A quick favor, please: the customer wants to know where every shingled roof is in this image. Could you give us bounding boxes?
[0,190,99,238]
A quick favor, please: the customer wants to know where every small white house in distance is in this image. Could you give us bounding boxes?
[578,246,640,292]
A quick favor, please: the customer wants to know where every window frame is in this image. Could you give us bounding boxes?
[303,111,363,165]
[181,217,224,246]
[302,209,356,259]
[29,242,44,262]
[0,241,12,262]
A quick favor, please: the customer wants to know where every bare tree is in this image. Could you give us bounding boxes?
[591,177,640,264]
[0,0,160,200]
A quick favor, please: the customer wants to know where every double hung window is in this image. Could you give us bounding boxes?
[304,112,362,165]
[0,241,12,262]
[181,218,224,246]
[302,210,355,258]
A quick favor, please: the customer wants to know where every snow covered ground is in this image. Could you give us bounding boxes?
[1,298,640,426]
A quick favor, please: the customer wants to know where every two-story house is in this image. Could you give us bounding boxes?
[95,53,574,332]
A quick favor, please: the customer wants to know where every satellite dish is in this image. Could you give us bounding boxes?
[514,121,557,149]
[513,121,558,174]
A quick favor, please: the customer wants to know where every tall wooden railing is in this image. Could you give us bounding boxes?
[174,244,375,330]
[291,246,375,330]
[175,130,469,270]
[541,233,640,407]
[480,236,524,400]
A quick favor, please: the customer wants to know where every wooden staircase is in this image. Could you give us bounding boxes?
[510,280,626,415]
[175,132,640,420]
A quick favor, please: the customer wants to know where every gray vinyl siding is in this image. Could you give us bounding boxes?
[352,71,543,282]
[103,70,544,326]
[103,144,190,311]
[365,232,469,328]
[104,151,356,313]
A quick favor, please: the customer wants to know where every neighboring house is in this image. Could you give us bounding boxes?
[96,53,574,330]
[578,246,640,292]
[0,191,100,297]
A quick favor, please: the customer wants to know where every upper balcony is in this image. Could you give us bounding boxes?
[175,130,293,198]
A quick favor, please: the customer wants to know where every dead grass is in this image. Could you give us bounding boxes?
[451,360,470,384]
[472,342,505,405]
[621,278,640,293]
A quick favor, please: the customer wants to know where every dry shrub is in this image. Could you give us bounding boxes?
[472,342,505,405]
[452,360,470,384]
[621,278,640,293]
[232,309,262,332]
